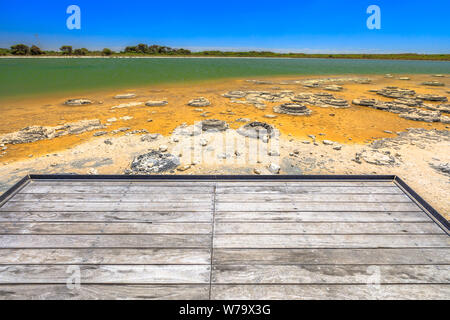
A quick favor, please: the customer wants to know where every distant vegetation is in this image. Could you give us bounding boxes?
[1,43,449,61]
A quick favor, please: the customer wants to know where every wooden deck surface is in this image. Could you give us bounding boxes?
[0,178,448,300]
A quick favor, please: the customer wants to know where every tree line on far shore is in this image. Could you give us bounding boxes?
[0,44,116,56]
[0,43,190,56]
[0,43,449,61]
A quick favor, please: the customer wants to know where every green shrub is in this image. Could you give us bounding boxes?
[30,45,44,55]
[60,45,73,55]
[10,44,30,55]
[102,48,113,56]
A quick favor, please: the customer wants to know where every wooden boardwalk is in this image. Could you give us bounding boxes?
[0,175,448,300]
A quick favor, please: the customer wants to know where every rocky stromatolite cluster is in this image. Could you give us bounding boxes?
[424,104,450,114]
[187,97,210,107]
[0,120,104,145]
[129,150,180,174]
[354,150,397,166]
[353,86,449,124]
[291,92,349,108]
[273,103,312,115]
[399,110,443,123]
[237,121,276,141]
[416,94,448,102]
[323,85,343,91]
[374,87,415,98]
[245,77,370,87]
[222,90,294,109]
[352,99,412,113]
[421,81,445,87]
[200,119,229,132]
[64,98,93,106]
[352,98,449,123]
[222,91,247,99]
[301,77,370,88]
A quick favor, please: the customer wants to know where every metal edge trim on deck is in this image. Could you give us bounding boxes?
[393,176,450,234]
[1,174,448,234]
[0,175,31,207]
[26,174,397,181]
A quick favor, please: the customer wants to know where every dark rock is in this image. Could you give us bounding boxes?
[429,161,450,175]
[130,150,180,174]
[93,131,108,137]
[0,120,104,145]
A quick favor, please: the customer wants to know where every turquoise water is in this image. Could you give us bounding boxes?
[0,57,449,99]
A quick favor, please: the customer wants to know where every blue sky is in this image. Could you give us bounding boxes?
[0,0,449,53]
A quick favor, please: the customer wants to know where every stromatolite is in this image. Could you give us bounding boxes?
[130,150,180,174]
[273,103,312,115]
[200,119,229,132]
[187,97,211,107]
[237,121,276,139]
[145,100,168,106]
[64,99,92,106]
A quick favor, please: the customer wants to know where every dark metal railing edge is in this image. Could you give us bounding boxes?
[27,174,397,181]
[393,176,449,233]
[0,175,31,206]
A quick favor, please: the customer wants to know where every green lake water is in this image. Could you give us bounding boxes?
[0,57,449,99]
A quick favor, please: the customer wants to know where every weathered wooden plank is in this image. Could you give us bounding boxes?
[0,234,211,248]
[216,194,410,203]
[30,180,391,187]
[213,235,450,248]
[213,248,450,265]
[0,248,211,264]
[0,222,212,234]
[211,284,450,300]
[214,222,443,234]
[14,192,412,203]
[215,202,420,212]
[215,211,431,222]
[10,193,213,203]
[18,185,213,194]
[216,181,394,187]
[0,265,211,284]
[212,265,450,284]
[0,202,212,212]
[0,211,212,222]
[29,181,215,186]
[216,186,402,194]
[0,284,209,300]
